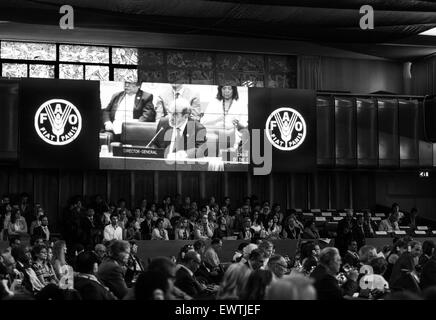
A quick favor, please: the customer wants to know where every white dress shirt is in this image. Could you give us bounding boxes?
[104,224,123,241]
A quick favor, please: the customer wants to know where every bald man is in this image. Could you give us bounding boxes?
[152,97,207,159]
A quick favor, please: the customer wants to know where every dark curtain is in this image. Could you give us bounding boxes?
[297,55,321,90]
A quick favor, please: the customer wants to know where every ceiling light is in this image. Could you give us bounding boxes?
[419,27,436,36]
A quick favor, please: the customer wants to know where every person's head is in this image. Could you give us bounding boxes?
[9,237,21,249]
[76,251,99,275]
[241,269,273,300]
[200,214,208,225]
[32,244,48,262]
[217,263,251,299]
[265,275,317,300]
[0,252,16,276]
[258,240,274,259]
[52,240,67,263]
[156,218,164,229]
[300,241,320,260]
[370,257,388,275]
[422,240,435,257]
[147,256,177,293]
[110,213,119,226]
[358,245,377,265]
[134,271,168,300]
[272,215,279,225]
[224,197,230,205]
[11,245,31,267]
[32,237,45,247]
[249,249,266,271]
[208,210,216,222]
[410,207,418,218]
[40,215,49,227]
[11,209,21,223]
[348,241,358,253]
[168,97,191,128]
[86,208,95,218]
[108,240,131,265]
[243,217,252,229]
[217,85,239,101]
[183,251,202,273]
[345,209,353,221]
[94,244,107,260]
[319,247,341,275]
[391,203,400,215]
[193,240,206,256]
[267,254,288,278]
[129,241,138,255]
[409,240,422,258]
[218,216,227,227]
[145,210,153,220]
[124,81,140,95]
[211,238,223,252]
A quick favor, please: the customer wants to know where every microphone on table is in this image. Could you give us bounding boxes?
[145,127,164,148]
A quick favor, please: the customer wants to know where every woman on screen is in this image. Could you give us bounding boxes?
[201,85,248,153]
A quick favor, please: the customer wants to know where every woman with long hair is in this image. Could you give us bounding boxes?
[213,216,232,239]
[51,240,69,281]
[151,218,169,240]
[7,209,28,237]
[174,218,191,240]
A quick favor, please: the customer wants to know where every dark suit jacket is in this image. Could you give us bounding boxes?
[420,256,436,290]
[33,225,49,241]
[74,276,116,300]
[97,258,128,299]
[153,118,207,158]
[389,252,415,286]
[310,264,357,300]
[102,89,154,124]
[175,265,204,298]
[140,219,154,240]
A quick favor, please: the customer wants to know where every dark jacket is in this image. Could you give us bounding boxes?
[310,264,357,300]
[175,265,204,298]
[102,89,154,124]
[420,256,436,290]
[153,118,207,158]
[97,257,128,299]
[140,219,154,240]
[74,275,116,300]
[32,225,50,241]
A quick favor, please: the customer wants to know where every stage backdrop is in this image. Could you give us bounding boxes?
[249,88,316,173]
[19,79,100,169]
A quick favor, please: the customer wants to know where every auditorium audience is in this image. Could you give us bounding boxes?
[7,209,28,237]
[3,192,436,301]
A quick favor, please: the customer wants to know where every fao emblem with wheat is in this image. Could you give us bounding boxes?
[265,107,306,151]
[34,99,82,146]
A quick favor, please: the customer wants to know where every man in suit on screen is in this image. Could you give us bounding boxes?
[152,97,207,159]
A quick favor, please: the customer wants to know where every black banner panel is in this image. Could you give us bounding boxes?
[0,80,19,161]
[249,88,316,173]
[19,79,100,169]
[356,98,378,168]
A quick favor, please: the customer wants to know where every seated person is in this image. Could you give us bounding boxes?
[152,98,207,159]
[102,81,154,142]
[155,83,201,121]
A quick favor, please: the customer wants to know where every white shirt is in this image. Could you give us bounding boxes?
[104,224,123,241]
[113,93,136,134]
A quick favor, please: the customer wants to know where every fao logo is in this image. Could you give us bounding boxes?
[34,99,82,146]
[265,107,306,151]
